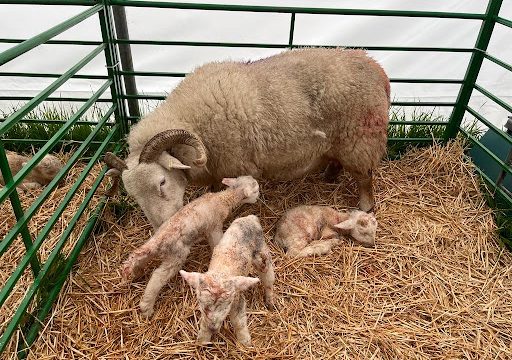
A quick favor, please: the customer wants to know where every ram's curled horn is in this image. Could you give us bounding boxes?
[139,129,207,166]
[104,152,128,171]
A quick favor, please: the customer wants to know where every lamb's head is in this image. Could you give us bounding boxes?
[221,176,260,204]
[104,129,207,229]
[180,271,259,333]
[334,210,377,247]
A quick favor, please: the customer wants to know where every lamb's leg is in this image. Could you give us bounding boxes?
[282,235,310,258]
[229,296,252,346]
[293,238,342,258]
[197,313,214,344]
[352,170,374,212]
[139,248,190,318]
[207,225,223,250]
[253,244,275,308]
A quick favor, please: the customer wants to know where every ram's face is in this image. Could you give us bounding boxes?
[122,160,188,229]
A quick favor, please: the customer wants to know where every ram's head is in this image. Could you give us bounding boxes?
[104,129,207,229]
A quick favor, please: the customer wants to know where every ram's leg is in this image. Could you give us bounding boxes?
[323,160,342,183]
[207,225,223,250]
[229,296,252,346]
[351,170,374,212]
[197,313,214,344]
[253,244,275,308]
[139,249,189,318]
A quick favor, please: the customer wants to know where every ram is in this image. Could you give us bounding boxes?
[105,47,390,228]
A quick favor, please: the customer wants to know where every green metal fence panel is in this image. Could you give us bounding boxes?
[0,0,511,358]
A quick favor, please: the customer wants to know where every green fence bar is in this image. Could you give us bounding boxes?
[288,13,296,48]
[0,0,96,5]
[0,80,112,204]
[0,125,119,354]
[0,118,112,126]
[17,194,108,358]
[99,2,130,135]
[0,38,102,46]
[389,121,450,126]
[388,137,441,143]
[115,39,474,53]
[484,53,512,73]
[111,1,486,19]
[444,0,503,140]
[495,16,512,28]
[460,128,512,176]
[474,166,512,205]
[474,84,512,114]
[0,72,108,80]
[0,105,116,258]
[466,106,512,146]
[0,145,41,276]
[0,44,106,136]
[0,95,112,102]
[0,4,102,66]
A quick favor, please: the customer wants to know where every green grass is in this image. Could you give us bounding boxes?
[0,103,112,153]
[387,107,484,159]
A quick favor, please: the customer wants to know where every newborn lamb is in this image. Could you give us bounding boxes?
[274,205,377,258]
[0,151,63,190]
[180,214,275,346]
[121,176,259,318]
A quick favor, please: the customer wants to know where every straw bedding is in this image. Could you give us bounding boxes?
[3,141,512,359]
[0,155,103,355]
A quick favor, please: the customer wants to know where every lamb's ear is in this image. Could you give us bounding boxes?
[334,217,357,231]
[158,152,191,170]
[221,178,237,187]
[232,276,260,291]
[179,270,202,289]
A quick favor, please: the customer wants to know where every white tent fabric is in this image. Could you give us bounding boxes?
[1,0,511,129]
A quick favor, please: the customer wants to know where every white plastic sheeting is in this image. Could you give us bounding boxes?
[0,0,511,129]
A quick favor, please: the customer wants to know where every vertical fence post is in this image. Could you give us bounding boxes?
[288,13,296,48]
[99,1,129,137]
[444,0,503,140]
[113,5,141,122]
[0,143,41,275]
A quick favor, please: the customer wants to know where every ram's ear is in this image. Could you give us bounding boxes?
[158,152,191,170]
[105,168,121,177]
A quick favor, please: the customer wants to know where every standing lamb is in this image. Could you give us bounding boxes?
[104,47,390,229]
[274,205,377,258]
[180,214,274,346]
[121,175,259,318]
[0,151,63,190]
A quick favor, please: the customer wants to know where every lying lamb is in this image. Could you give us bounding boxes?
[0,151,63,190]
[180,214,274,346]
[274,205,377,258]
[121,176,259,318]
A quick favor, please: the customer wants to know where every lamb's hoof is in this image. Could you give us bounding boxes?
[238,337,252,346]
[265,299,276,310]
[140,303,154,318]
